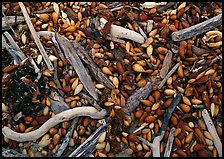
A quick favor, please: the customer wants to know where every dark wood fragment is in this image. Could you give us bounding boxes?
[159,93,182,135]
[172,13,222,41]
[72,41,115,89]
[157,2,175,13]
[123,78,162,114]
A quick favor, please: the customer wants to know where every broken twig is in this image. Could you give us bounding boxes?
[158,61,182,89]
[72,40,115,89]
[69,122,107,157]
[157,2,175,13]
[100,18,145,44]
[202,109,222,157]
[172,13,222,41]
[164,127,176,157]
[53,117,79,157]
[55,32,99,101]
[2,16,25,31]
[18,2,54,71]
[2,106,107,142]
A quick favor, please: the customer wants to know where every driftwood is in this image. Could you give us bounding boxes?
[164,127,176,157]
[202,109,222,157]
[123,78,161,114]
[69,122,107,157]
[159,93,182,135]
[100,18,145,44]
[72,41,115,89]
[2,147,28,157]
[157,2,175,13]
[18,2,54,71]
[2,16,25,31]
[53,117,79,157]
[2,106,107,142]
[55,32,99,101]
[3,31,26,60]
[80,93,102,111]
[138,132,165,157]
[137,93,182,157]
[172,13,222,41]
[158,61,182,89]
[160,50,173,78]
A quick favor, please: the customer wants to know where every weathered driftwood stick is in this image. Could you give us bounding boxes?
[202,109,222,157]
[159,93,182,135]
[160,50,173,78]
[123,78,161,114]
[18,2,54,71]
[36,31,66,61]
[69,122,107,157]
[172,13,222,41]
[2,106,107,142]
[53,60,63,91]
[49,90,70,114]
[164,127,176,157]
[157,2,175,13]
[158,61,182,89]
[80,93,102,111]
[55,32,99,101]
[2,147,28,157]
[100,18,145,44]
[72,41,115,89]
[2,35,21,64]
[33,6,53,14]
[3,31,27,60]
[133,122,149,134]
[137,131,165,157]
[53,117,79,157]
[191,45,210,56]
[2,16,25,31]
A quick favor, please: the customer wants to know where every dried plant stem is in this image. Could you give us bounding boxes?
[69,122,107,157]
[123,78,161,114]
[202,109,222,157]
[18,2,54,71]
[53,117,79,157]
[2,106,107,142]
[80,93,102,111]
[159,93,182,134]
[172,13,222,41]
[55,32,99,101]
[164,127,176,157]
[100,18,145,44]
[158,61,182,89]
[53,60,63,91]
[3,31,26,60]
[137,131,165,157]
[157,2,175,13]
[2,147,28,157]
[72,41,115,89]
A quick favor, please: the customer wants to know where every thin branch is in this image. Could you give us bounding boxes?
[137,131,165,157]
[53,117,79,157]
[159,93,182,135]
[158,61,182,90]
[72,41,115,89]
[123,78,161,114]
[157,2,175,13]
[172,13,222,41]
[69,122,107,157]
[2,147,28,157]
[18,2,54,71]
[55,32,99,101]
[2,106,107,142]
[202,109,222,157]
[164,127,176,157]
